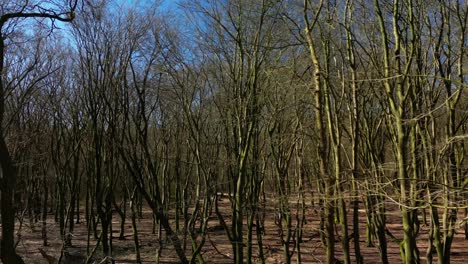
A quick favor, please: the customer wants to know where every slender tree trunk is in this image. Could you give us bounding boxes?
[304,2,335,262]
[130,187,141,264]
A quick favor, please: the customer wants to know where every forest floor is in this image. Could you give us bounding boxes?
[3,196,468,263]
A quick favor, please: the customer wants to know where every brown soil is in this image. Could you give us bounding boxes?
[3,197,468,263]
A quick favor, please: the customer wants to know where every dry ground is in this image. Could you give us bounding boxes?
[2,196,468,263]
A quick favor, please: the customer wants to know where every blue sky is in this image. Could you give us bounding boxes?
[160,0,180,11]
[116,0,181,12]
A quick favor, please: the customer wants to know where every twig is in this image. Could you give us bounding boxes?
[207,232,232,260]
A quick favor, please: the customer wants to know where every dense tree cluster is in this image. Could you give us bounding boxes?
[0,0,466,263]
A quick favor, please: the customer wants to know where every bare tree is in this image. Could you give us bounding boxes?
[0,1,77,262]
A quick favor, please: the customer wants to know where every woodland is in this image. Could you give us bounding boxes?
[0,0,467,263]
